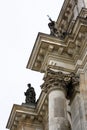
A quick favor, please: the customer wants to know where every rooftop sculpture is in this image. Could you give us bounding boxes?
[47,15,68,39]
[24,83,36,104]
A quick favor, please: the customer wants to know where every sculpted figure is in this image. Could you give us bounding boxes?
[47,15,58,36]
[24,83,36,104]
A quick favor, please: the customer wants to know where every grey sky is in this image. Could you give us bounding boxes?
[0,0,64,130]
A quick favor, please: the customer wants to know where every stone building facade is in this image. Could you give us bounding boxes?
[6,0,87,130]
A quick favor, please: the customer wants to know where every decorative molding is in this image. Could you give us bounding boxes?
[41,68,80,100]
[27,9,87,73]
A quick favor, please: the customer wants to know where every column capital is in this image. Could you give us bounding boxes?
[41,68,80,99]
[41,68,68,95]
[67,72,80,100]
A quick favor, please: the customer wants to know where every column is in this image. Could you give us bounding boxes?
[41,69,71,130]
[49,89,69,130]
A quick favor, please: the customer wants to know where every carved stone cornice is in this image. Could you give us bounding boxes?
[41,68,80,99]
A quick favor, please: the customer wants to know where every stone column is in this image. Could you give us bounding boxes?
[41,69,71,130]
[48,89,70,130]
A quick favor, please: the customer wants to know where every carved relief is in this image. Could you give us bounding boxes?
[41,68,68,94]
[41,68,80,100]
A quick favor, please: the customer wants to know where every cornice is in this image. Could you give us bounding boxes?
[6,104,37,130]
[6,92,48,130]
[27,10,87,73]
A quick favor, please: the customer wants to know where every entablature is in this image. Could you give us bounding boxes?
[6,104,37,130]
[6,92,48,130]
[27,9,87,73]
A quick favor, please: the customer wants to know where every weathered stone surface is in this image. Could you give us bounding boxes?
[70,94,86,130]
[49,90,71,130]
[41,68,80,100]
[54,97,65,117]
[84,0,87,7]
[6,0,87,130]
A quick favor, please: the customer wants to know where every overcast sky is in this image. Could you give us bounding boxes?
[0,0,64,130]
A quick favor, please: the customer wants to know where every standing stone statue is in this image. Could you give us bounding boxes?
[47,15,69,39]
[47,15,58,36]
[24,83,36,104]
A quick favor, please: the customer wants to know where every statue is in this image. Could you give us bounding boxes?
[47,15,69,39]
[24,83,36,104]
[47,15,58,36]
